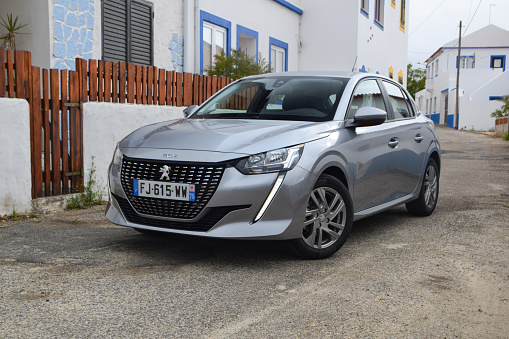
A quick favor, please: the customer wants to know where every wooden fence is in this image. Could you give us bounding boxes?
[1,47,233,198]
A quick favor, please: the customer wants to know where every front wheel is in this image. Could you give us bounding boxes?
[406,158,439,216]
[289,175,353,260]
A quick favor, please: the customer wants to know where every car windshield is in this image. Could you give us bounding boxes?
[191,76,348,122]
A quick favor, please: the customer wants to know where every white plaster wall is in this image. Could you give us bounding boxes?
[0,99,32,215]
[356,0,408,84]
[197,0,302,73]
[298,0,358,71]
[458,98,501,131]
[82,102,185,194]
[0,0,51,68]
[153,0,184,70]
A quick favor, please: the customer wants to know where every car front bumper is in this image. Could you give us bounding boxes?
[105,159,315,240]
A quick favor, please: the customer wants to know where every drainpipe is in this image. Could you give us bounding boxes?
[183,0,196,73]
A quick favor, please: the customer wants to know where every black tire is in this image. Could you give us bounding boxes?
[406,158,439,216]
[289,174,353,260]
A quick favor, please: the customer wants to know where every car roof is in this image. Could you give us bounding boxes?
[241,71,394,83]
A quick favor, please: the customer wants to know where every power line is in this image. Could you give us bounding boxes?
[463,0,484,36]
[409,0,448,37]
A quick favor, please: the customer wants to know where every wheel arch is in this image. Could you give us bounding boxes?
[319,166,349,190]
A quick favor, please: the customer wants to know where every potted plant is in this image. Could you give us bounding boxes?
[1,13,28,50]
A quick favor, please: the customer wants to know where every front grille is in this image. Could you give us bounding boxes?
[113,193,250,232]
[121,156,227,219]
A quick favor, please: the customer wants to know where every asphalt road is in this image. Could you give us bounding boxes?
[1,126,508,338]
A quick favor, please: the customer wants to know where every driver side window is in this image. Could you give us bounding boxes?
[347,79,387,119]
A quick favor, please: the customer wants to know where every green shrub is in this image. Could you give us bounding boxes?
[206,49,269,79]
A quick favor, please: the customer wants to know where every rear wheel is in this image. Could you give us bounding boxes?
[289,175,353,260]
[406,158,439,216]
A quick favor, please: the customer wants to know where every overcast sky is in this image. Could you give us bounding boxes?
[408,0,509,67]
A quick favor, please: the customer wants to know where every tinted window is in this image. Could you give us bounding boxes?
[192,77,348,122]
[382,81,414,119]
[347,79,387,119]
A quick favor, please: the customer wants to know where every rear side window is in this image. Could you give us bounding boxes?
[347,79,387,119]
[382,81,414,119]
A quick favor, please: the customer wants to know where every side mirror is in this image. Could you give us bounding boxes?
[346,106,387,128]
[183,105,199,117]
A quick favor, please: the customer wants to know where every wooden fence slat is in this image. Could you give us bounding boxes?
[147,66,153,105]
[127,63,135,104]
[212,75,217,95]
[153,66,158,104]
[183,72,192,106]
[97,60,104,101]
[104,61,111,102]
[171,71,176,106]
[199,75,204,104]
[176,72,183,107]
[30,66,43,198]
[42,69,51,195]
[89,59,97,101]
[68,71,78,190]
[192,74,199,105]
[0,48,4,97]
[112,62,118,103]
[78,58,88,102]
[142,66,147,104]
[158,68,165,105]
[166,71,172,106]
[14,50,27,98]
[77,66,85,190]
[120,62,127,103]
[50,69,61,195]
[6,50,14,97]
[206,76,212,100]
[135,65,141,103]
[60,70,69,194]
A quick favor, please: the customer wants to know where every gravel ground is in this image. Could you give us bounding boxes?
[0,126,508,338]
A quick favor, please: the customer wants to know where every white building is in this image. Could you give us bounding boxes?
[415,25,509,131]
[0,0,408,81]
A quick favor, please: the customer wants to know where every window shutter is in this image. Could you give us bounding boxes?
[103,0,128,62]
[130,0,153,65]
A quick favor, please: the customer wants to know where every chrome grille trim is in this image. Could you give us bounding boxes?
[120,156,227,219]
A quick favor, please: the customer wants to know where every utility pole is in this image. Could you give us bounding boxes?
[455,21,462,130]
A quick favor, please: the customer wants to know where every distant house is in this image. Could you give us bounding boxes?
[0,0,408,82]
[415,25,509,131]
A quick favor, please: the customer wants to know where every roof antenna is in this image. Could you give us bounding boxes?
[352,56,358,72]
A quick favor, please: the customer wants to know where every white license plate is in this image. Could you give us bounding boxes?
[133,180,196,201]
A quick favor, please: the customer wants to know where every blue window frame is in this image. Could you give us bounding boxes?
[374,0,384,30]
[489,96,503,101]
[490,55,506,71]
[361,0,369,18]
[237,25,259,63]
[269,37,288,72]
[200,11,231,74]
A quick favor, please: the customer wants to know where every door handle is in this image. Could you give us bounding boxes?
[414,134,424,143]
[388,137,399,148]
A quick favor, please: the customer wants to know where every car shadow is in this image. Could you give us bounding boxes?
[110,205,412,266]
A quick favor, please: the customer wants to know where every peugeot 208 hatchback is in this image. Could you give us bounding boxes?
[106,72,440,259]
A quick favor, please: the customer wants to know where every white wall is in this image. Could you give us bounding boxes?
[0,0,51,68]
[0,99,32,215]
[82,102,185,194]
[298,0,358,71]
[153,0,184,71]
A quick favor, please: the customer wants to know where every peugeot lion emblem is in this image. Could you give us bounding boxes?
[159,165,171,180]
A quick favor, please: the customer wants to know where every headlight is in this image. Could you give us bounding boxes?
[112,144,123,166]
[236,144,304,174]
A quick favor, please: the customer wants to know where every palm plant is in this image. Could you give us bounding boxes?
[1,14,28,50]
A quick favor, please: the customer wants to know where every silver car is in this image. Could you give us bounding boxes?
[106,72,440,259]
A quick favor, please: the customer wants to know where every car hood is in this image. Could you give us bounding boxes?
[119,118,332,155]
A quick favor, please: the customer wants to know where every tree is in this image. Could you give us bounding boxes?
[206,49,269,79]
[406,63,426,98]
[490,95,509,118]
